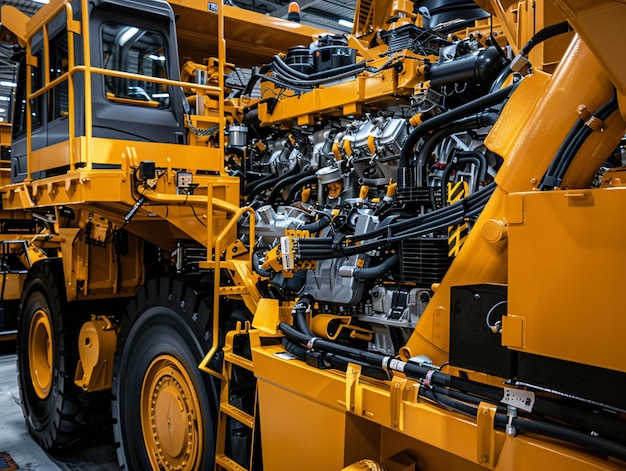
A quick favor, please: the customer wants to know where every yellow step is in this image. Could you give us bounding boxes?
[220,403,254,428]
[224,351,254,372]
[216,453,247,471]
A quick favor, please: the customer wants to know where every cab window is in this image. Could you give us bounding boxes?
[101,23,169,108]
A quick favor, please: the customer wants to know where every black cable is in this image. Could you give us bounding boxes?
[540,92,618,189]
[287,174,318,203]
[299,213,332,234]
[244,170,278,196]
[271,55,368,83]
[414,112,499,187]
[279,321,626,461]
[247,165,301,200]
[552,95,618,182]
[295,183,494,259]
[352,253,399,280]
[267,168,316,204]
[399,85,515,170]
[190,205,207,227]
[521,21,573,56]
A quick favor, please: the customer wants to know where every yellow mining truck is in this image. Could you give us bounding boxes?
[0,0,625,469]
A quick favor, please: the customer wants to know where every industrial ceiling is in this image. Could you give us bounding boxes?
[0,0,356,124]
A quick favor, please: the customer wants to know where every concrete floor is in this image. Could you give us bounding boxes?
[0,347,120,470]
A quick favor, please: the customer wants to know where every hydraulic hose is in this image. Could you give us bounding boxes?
[521,21,573,56]
[279,321,626,462]
[440,151,488,207]
[272,55,368,82]
[398,85,514,196]
[541,91,618,189]
[252,250,272,277]
[399,85,514,169]
[287,174,318,203]
[295,182,495,259]
[351,253,400,280]
[248,165,301,200]
[267,168,317,204]
[414,112,499,187]
[299,212,332,234]
[244,170,278,196]
[291,294,315,337]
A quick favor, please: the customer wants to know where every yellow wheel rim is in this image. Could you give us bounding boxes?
[141,355,203,471]
[28,308,53,400]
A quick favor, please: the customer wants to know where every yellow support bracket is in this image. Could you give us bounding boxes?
[345,363,363,416]
[477,401,498,468]
[390,375,407,431]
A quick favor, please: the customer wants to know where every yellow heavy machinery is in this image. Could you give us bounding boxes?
[0,0,625,469]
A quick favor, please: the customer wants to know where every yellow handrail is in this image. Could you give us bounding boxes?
[198,205,256,377]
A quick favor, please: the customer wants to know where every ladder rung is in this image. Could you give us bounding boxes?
[220,403,254,428]
[219,285,249,295]
[224,351,254,371]
[216,453,248,471]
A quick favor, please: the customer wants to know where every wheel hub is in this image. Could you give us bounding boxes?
[28,308,53,400]
[141,355,203,470]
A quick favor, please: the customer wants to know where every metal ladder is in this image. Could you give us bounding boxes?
[214,322,259,471]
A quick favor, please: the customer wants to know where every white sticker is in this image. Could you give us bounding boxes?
[501,387,535,412]
[207,2,218,13]
[274,351,298,360]
[280,236,294,270]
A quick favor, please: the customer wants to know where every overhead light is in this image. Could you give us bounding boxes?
[31,0,50,3]
[148,54,166,61]
[338,19,353,28]
[119,27,139,46]
[0,97,10,102]
[0,81,16,88]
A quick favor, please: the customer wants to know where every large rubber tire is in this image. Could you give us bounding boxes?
[17,260,111,450]
[112,277,218,471]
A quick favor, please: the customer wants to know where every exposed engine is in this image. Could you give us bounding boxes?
[226,5,512,356]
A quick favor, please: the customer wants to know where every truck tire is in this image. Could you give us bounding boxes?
[112,277,218,471]
[17,260,111,450]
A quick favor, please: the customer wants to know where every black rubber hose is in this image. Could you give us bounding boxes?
[489,21,573,93]
[399,85,514,170]
[248,165,301,200]
[441,155,479,206]
[287,174,318,203]
[440,152,488,206]
[299,213,332,233]
[282,337,307,360]
[324,353,390,381]
[244,170,278,196]
[280,322,409,370]
[296,189,481,258]
[414,112,499,186]
[552,96,618,183]
[503,415,626,462]
[398,86,513,196]
[252,250,271,277]
[294,182,494,259]
[521,21,573,56]
[270,59,368,88]
[272,55,368,81]
[540,92,618,189]
[280,321,626,456]
[424,382,626,461]
[267,168,317,203]
[352,253,399,280]
[291,294,315,337]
